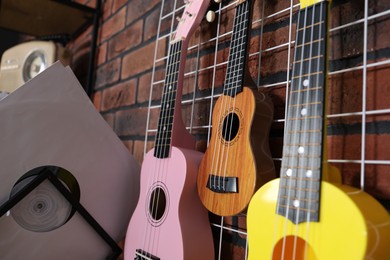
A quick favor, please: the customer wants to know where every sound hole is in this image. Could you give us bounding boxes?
[272,236,317,260]
[222,112,240,142]
[149,187,167,221]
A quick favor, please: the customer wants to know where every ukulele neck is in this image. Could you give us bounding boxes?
[223,0,252,97]
[154,40,185,159]
[277,1,329,224]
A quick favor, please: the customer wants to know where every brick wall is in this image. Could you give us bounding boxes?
[70,0,390,259]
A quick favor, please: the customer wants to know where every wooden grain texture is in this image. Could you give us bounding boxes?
[197,86,275,216]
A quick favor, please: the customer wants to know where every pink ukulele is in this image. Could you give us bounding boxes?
[124,1,214,260]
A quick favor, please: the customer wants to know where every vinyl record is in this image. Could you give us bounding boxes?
[0,62,140,259]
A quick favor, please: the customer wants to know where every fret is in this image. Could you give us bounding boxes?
[282,165,320,170]
[295,38,324,49]
[155,136,173,143]
[289,101,321,107]
[282,147,322,162]
[295,22,324,44]
[297,5,324,28]
[292,60,324,78]
[292,70,323,80]
[291,86,322,93]
[277,0,329,224]
[278,204,317,213]
[290,77,325,96]
[297,20,325,32]
[279,195,320,201]
[293,55,323,64]
[282,177,320,183]
[294,41,325,66]
[279,185,319,193]
[279,179,321,191]
[222,0,251,97]
[160,96,176,104]
[154,40,183,158]
[283,154,321,159]
[288,115,321,121]
[157,121,173,132]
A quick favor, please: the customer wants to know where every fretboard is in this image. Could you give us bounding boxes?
[276,1,329,224]
[223,0,252,97]
[154,40,183,159]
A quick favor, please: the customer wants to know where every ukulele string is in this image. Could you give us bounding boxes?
[221,1,249,192]
[143,38,179,257]
[140,0,175,253]
[304,3,325,259]
[153,40,182,254]
[293,3,318,259]
[279,5,309,260]
[208,1,237,191]
[271,0,296,255]
[209,2,243,192]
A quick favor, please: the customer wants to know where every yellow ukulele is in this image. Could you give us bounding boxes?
[197,0,275,217]
[247,0,390,259]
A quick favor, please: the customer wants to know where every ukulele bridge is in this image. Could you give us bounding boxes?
[206,174,238,193]
[135,249,160,260]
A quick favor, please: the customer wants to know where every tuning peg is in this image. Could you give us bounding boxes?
[206,10,216,23]
[176,16,183,22]
[214,0,222,3]
[184,0,191,4]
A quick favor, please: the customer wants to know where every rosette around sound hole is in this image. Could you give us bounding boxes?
[9,166,80,232]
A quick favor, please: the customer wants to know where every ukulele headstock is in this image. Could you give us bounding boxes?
[172,0,211,42]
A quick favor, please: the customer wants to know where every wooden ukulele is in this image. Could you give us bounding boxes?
[124,1,214,259]
[197,0,275,217]
[247,1,390,259]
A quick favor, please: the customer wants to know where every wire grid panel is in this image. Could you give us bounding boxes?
[144,0,390,259]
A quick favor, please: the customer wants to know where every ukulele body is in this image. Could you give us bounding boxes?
[124,146,214,260]
[247,178,390,260]
[198,87,275,216]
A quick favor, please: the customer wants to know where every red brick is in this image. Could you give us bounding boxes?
[181,72,196,96]
[121,140,134,153]
[328,65,390,122]
[333,162,390,199]
[101,79,137,111]
[107,20,143,60]
[133,140,154,164]
[144,7,159,41]
[92,90,102,110]
[102,112,115,130]
[126,0,160,25]
[102,0,113,20]
[182,99,211,130]
[218,5,235,36]
[97,42,107,65]
[114,107,149,136]
[95,58,121,88]
[84,0,95,8]
[268,85,287,120]
[146,107,160,130]
[328,134,390,162]
[121,40,166,79]
[259,0,299,21]
[113,0,127,13]
[100,7,126,42]
[221,238,246,260]
[138,70,164,104]
[70,26,92,51]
